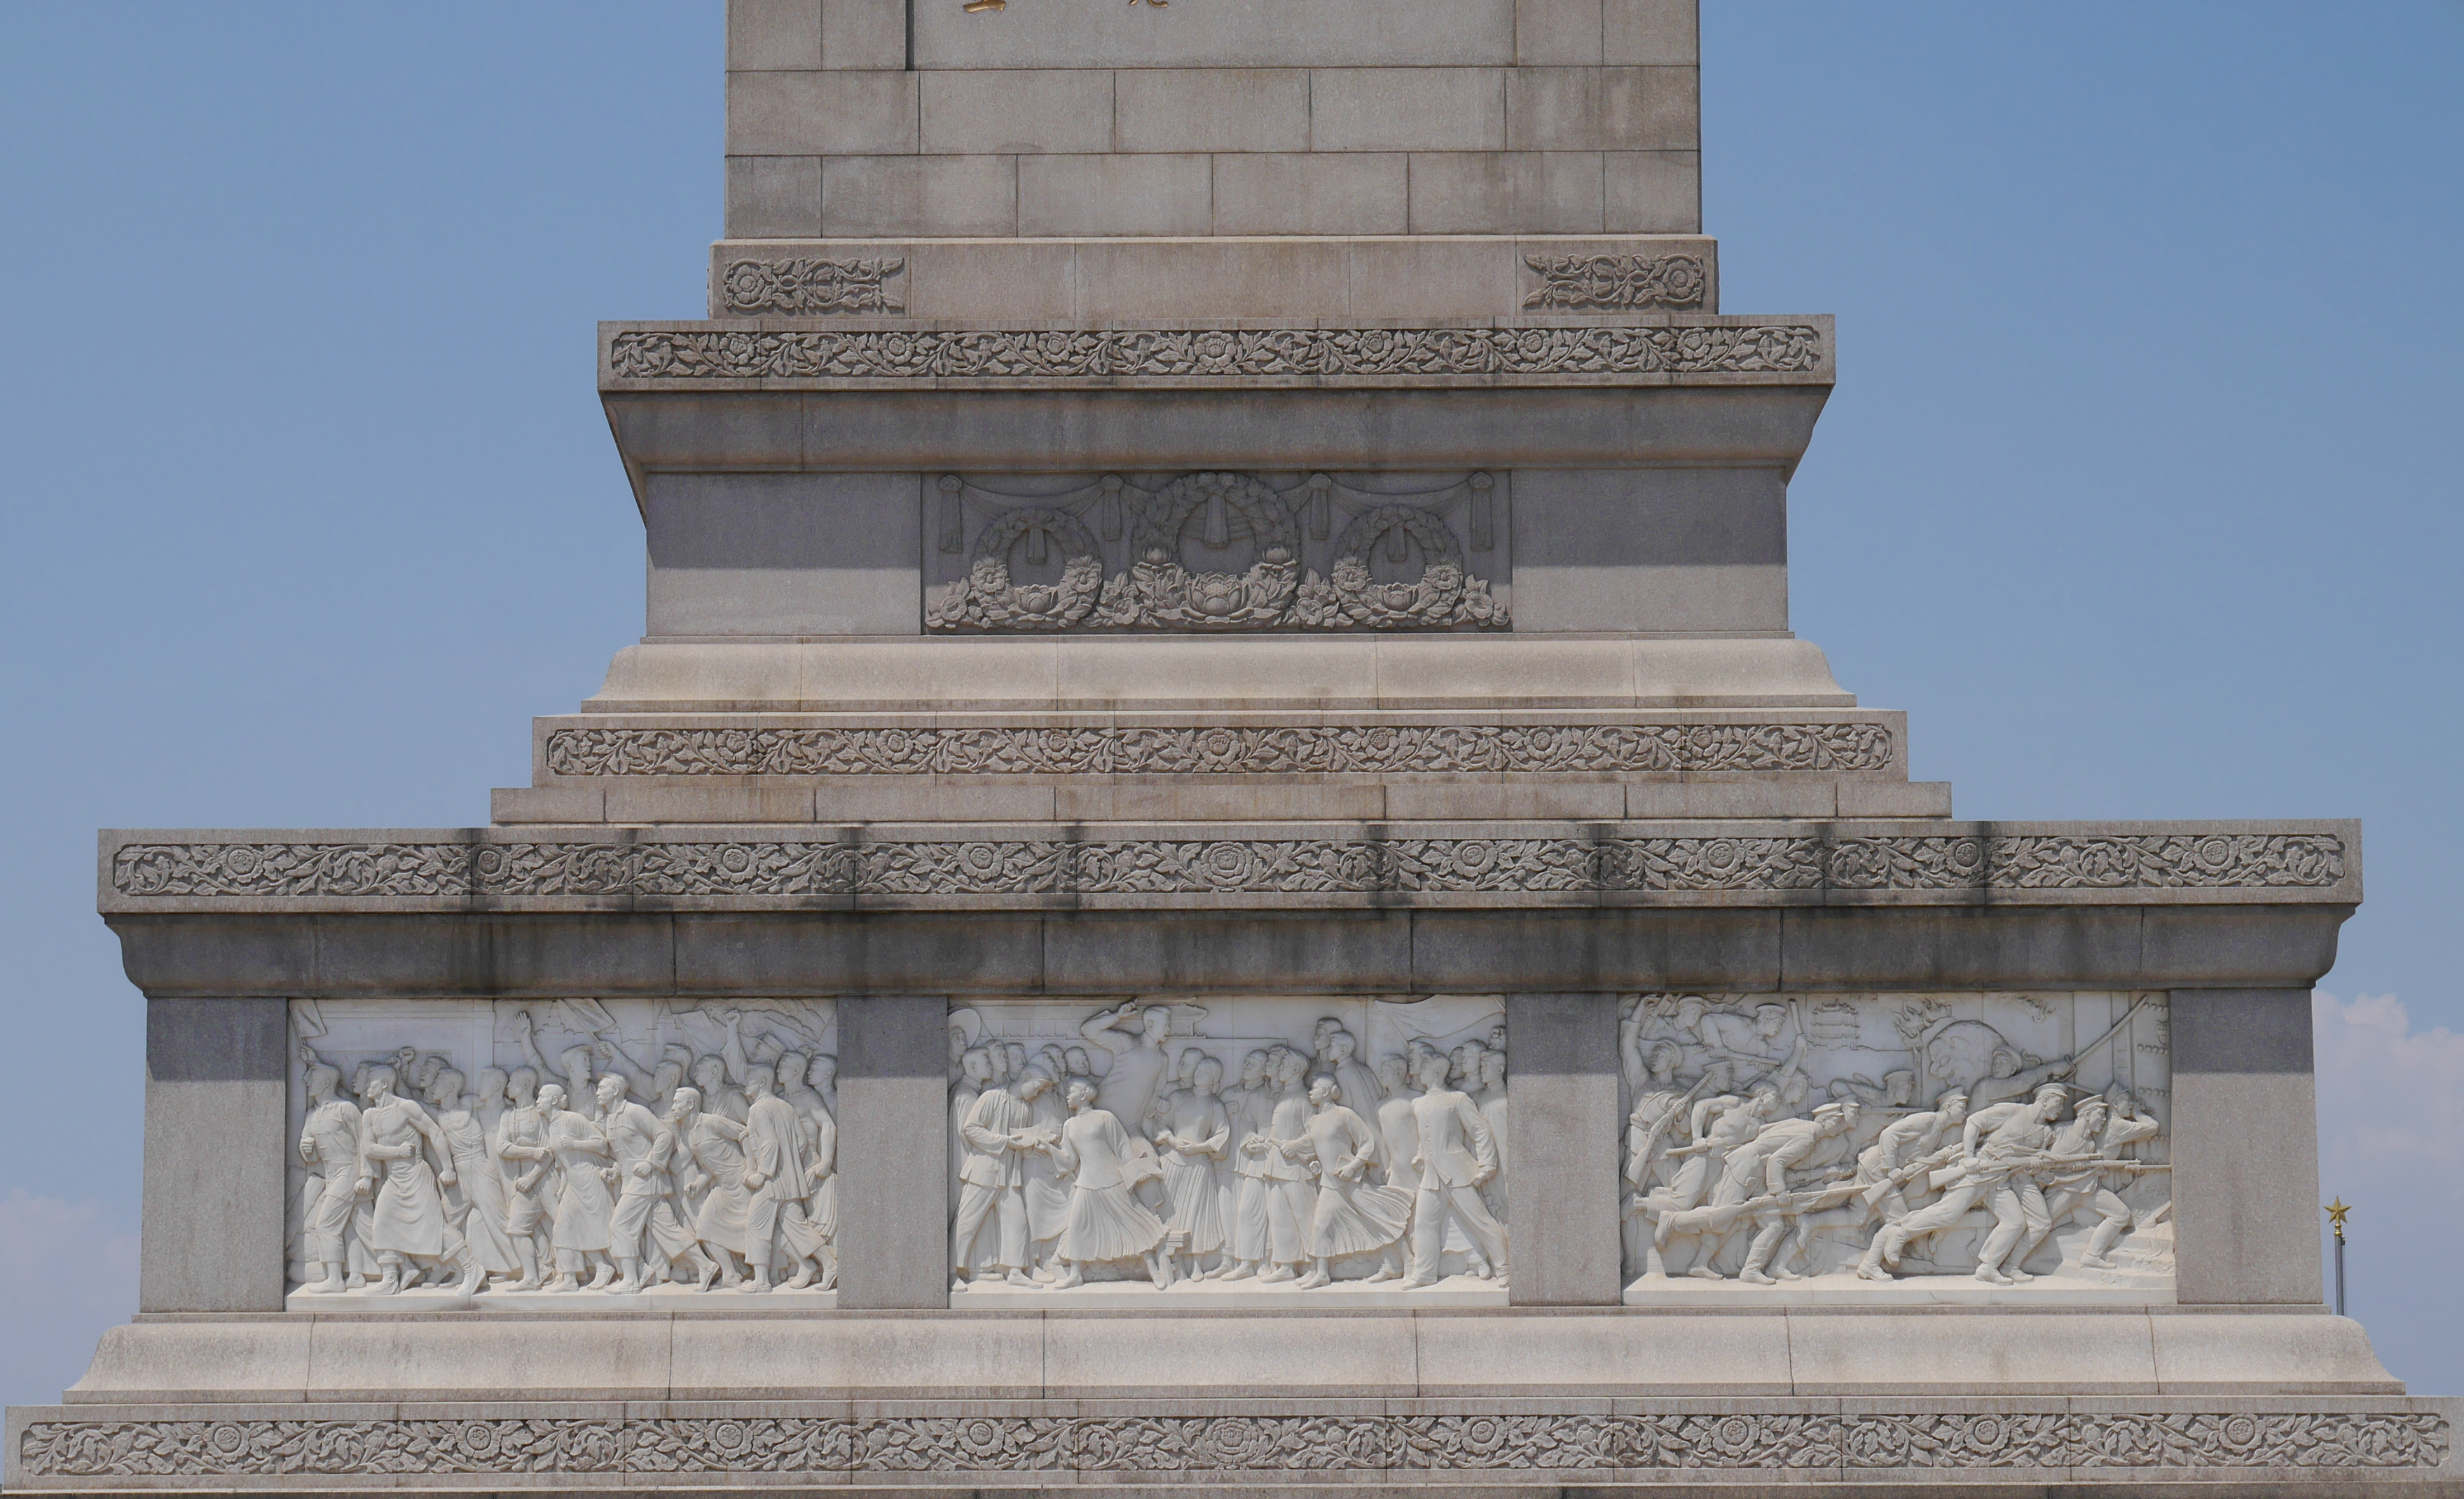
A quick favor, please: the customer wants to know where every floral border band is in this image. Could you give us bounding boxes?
[102,830,2351,906]
[600,320,1829,386]
[18,1410,2447,1479]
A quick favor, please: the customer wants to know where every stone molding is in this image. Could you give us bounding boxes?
[717,256,906,316]
[542,722,1901,778]
[599,319,1829,388]
[99,825,2357,910]
[16,1410,2447,1479]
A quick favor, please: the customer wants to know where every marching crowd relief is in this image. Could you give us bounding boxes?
[277,992,2169,1299]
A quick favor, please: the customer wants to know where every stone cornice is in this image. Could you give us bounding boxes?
[97,821,2360,913]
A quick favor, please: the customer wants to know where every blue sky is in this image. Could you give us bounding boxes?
[1,3,2458,1404]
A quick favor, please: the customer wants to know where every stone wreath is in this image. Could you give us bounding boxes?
[1296,504,1509,629]
[925,507,1106,630]
[1096,472,1302,628]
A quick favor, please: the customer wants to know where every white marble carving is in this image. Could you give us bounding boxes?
[285,997,839,1304]
[949,997,1509,1302]
[1619,992,2173,1302]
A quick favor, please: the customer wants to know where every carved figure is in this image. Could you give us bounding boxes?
[295,1055,362,1294]
[538,1083,616,1292]
[1295,1078,1412,1287]
[488,1069,553,1288]
[743,1065,829,1292]
[1868,1083,2072,1285]
[1401,1051,1508,1288]
[675,1086,755,1287]
[1079,1001,1176,1126]
[603,1074,713,1294]
[1042,1079,1172,1289]
[1154,1056,1231,1280]
[1253,1050,1320,1281]
[427,1069,521,1284]
[951,1065,1038,1289]
[354,1066,481,1296]
[1216,1048,1278,1280]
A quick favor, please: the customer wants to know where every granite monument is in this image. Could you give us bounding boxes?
[10,3,2450,1495]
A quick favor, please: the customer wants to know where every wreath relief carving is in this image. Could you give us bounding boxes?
[928,472,1509,634]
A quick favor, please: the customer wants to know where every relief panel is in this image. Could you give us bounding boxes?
[285,998,839,1305]
[924,471,1510,633]
[948,996,1509,1303]
[1620,991,2172,1301]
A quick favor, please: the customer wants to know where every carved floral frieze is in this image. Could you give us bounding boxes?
[540,722,1901,777]
[718,257,906,316]
[1522,254,1710,311]
[106,832,2351,902]
[20,1411,2446,1477]
[603,322,1826,383]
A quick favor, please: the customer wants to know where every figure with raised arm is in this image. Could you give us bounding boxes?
[1080,1001,1176,1126]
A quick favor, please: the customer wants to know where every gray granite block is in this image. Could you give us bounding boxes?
[838,995,951,1308]
[142,999,287,1313]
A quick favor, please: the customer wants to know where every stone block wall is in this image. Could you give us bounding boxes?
[722,0,1702,237]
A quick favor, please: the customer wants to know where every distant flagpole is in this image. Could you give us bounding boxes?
[2325,1200,2351,1316]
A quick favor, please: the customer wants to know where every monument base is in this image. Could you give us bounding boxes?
[13,1309,2451,1495]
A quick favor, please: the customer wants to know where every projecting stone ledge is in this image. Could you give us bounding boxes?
[97,820,2357,914]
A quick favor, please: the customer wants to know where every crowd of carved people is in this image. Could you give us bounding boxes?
[289,1010,839,1295]
[950,1004,1510,1289]
[1620,995,2168,1285]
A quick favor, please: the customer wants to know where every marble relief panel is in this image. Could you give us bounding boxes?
[1620,991,2173,1301]
[285,997,839,1306]
[948,996,1510,1303]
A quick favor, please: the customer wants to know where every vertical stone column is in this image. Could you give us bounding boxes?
[837,994,951,1308]
[141,997,288,1313]
[2170,988,2325,1305]
[1505,991,1623,1306]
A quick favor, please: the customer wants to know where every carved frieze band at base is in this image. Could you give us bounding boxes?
[107,832,2352,903]
[19,1411,2448,1477]
[542,723,1901,778]
[602,322,1827,384]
